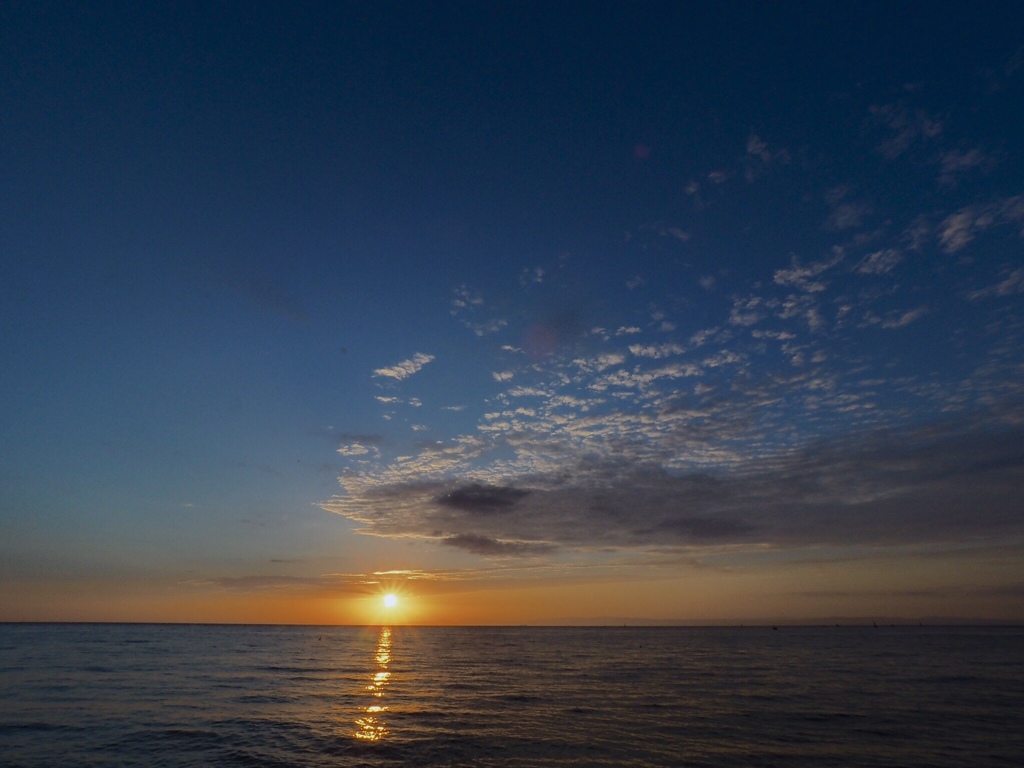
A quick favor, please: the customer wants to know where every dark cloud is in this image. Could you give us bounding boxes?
[651,515,756,542]
[436,483,530,513]
[324,409,1024,555]
[442,534,556,557]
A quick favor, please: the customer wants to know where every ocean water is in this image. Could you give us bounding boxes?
[1,624,1021,767]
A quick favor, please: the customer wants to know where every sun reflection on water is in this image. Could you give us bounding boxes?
[354,626,392,741]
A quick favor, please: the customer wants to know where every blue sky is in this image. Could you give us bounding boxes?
[2,2,1023,622]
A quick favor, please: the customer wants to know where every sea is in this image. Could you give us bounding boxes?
[1,624,1021,767]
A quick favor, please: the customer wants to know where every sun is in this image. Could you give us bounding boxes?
[383,593,398,608]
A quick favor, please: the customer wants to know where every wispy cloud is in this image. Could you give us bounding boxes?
[855,249,903,275]
[939,196,1024,253]
[969,268,1024,299]
[744,133,790,181]
[938,147,990,185]
[870,103,943,158]
[373,352,435,380]
[881,306,928,328]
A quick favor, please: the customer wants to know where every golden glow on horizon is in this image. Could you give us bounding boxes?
[6,544,1024,624]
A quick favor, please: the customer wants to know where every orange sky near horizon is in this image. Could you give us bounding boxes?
[4,543,1022,625]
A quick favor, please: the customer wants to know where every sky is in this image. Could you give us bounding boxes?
[2,2,1023,625]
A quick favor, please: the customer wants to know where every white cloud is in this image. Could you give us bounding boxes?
[373,352,436,380]
[508,386,550,397]
[744,133,790,180]
[856,249,903,275]
[747,133,769,159]
[774,252,844,291]
[881,306,928,328]
[337,443,372,456]
[466,318,508,336]
[940,208,987,253]
[571,354,625,374]
[629,343,686,359]
[520,266,545,285]
[751,329,796,341]
[729,296,765,326]
[870,103,943,158]
[825,202,870,232]
[689,327,722,347]
[450,284,484,312]
[939,148,988,184]
[969,268,1024,299]
[939,197,1024,253]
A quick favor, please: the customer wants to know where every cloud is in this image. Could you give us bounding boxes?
[337,443,374,457]
[855,249,903,275]
[744,133,790,180]
[572,353,626,373]
[466,319,509,336]
[629,343,686,359]
[729,296,765,327]
[939,196,1024,253]
[940,208,989,253]
[450,284,507,335]
[774,252,844,291]
[870,103,943,158]
[637,221,691,244]
[436,483,531,512]
[450,284,484,312]
[969,269,1024,299]
[825,201,870,232]
[938,148,989,185]
[323,410,1024,554]
[373,352,435,380]
[520,266,545,285]
[442,534,556,557]
[881,306,928,328]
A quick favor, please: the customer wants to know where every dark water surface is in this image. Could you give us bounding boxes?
[1,624,1021,767]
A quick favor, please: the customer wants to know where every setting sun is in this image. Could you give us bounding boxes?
[383,594,398,609]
